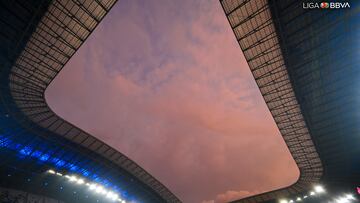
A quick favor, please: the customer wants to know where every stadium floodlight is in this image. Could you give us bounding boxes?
[111,194,119,201]
[95,186,106,194]
[77,178,85,185]
[296,197,301,201]
[314,185,325,193]
[279,199,288,203]
[336,197,350,203]
[45,169,127,202]
[89,183,97,190]
[69,176,78,182]
[47,169,56,174]
[310,191,316,196]
[106,192,119,201]
[345,194,355,200]
[303,195,308,199]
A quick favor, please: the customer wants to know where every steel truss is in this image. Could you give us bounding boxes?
[220,0,323,202]
[1,0,180,202]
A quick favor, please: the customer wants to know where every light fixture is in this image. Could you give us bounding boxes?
[336,197,350,203]
[279,199,288,203]
[296,197,301,201]
[310,191,315,196]
[77,178,85,185]
[89,183,97,190]
[314,185,325,193]
[45,169,127,203]
[345,194,355,200]
[95,185,106,194]
[69,176,78,182]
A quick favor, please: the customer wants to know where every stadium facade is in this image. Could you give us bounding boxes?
[0,0,180,202]
[220,0,360,202]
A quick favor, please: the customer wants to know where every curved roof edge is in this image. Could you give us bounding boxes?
[220,0,323,202]
[7,0,180,202]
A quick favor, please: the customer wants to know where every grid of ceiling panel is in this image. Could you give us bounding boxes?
[4,0,181,202]
[220,0,323,202]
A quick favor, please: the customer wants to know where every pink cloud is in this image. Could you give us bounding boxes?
[46,0,299,202]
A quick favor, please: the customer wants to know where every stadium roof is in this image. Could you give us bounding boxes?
[0,0,180,202]
[220,0,360,202]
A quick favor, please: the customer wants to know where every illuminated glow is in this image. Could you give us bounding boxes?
[296,197,301,201]
[95,186,105,194]
[69,176,78,182]
[0,135,121,195]
[345,194,355,200]
[303,195,308,199]
[310,191,315,196]
[77,178,85,185]
[46,169,126,202]
[289,200,294,203]
[336,197,350,203]
[106,192,119,201]
[0,134,131,202]
[314,185,325,193]
[89,184,97,190]
[332,194,356,203]
[279,199,288,203]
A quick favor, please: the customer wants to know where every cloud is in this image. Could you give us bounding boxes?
[45,0,299,202]
[215,190,252,203]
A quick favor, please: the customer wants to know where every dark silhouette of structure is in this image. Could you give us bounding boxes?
[0,0,180,202]
[220,0,360,202]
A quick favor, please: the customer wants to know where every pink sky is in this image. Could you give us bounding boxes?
[45,1,299,202]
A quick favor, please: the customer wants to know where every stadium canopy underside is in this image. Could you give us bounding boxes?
[0,0,180,202]
[220,0,360,202]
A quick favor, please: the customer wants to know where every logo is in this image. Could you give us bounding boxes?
[320,2,329,8]
[303,2,350,9]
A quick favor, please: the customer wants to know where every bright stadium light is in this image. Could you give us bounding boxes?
[106,192,119,201]
[314,185,325,193]
[303,195,308,199]
[289,200,294,203]
[336,197,350,203]
[45,169,127,202]
[77,178,85,185]
[95,186,106,194]
[345,194,355,200]
[69,176,78,182]
[279,199,288,203]
[310,191,316,196]
[89,183,97,190]
[47,169,56,174]
[296,197,302,201]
